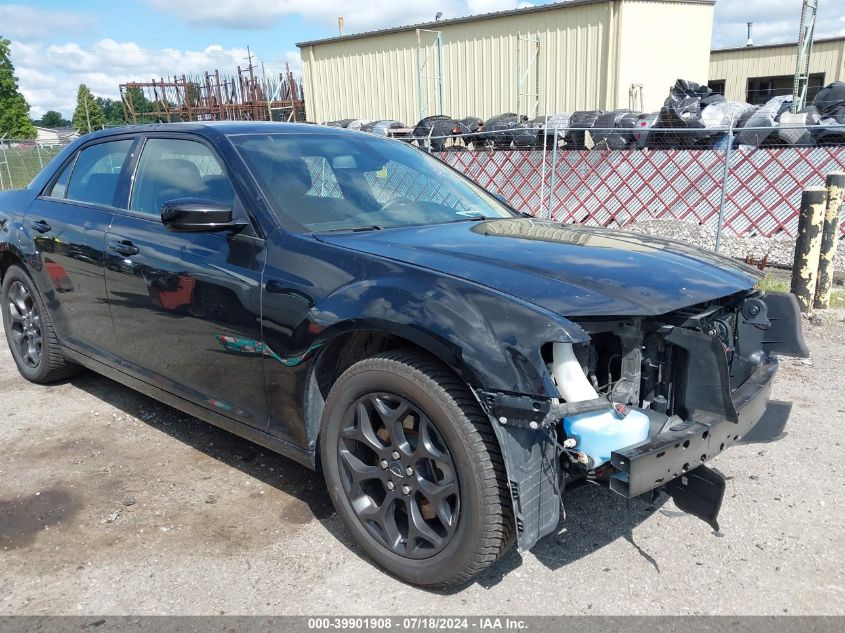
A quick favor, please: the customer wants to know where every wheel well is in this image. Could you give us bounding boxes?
[0,252,22,283]
[304,330,472,461]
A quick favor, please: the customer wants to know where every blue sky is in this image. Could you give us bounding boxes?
[2,0,844,118]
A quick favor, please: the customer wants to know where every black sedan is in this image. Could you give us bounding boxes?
[0,123,806,588]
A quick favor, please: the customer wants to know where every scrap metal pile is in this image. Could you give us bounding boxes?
[322,79,845,151]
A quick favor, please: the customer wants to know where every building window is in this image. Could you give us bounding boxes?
[708,80,726,95]
[746,73,825,106]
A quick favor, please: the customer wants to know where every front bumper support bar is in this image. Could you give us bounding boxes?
[609,359,778,499]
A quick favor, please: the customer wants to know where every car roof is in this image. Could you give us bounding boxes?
[83,121,349,141]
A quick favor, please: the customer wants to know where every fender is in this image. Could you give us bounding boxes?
[304,272,588,396]
[260,235,585,549]
[0,189,41,278]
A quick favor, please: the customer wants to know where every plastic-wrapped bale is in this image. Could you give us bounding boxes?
[632,112,658,149]
[655,79,725,147]
[413,115,458,151]
[656,79,724,127]
[515,117,546,148]
[778,108,820,145]
[812,117,845,145]
[455,117,484,148]
[482,113,529,149]
[363,120,407,137]
[812,81,845,122]
[591,109,641,150]
[737,95,792,147]
[810,82,845,145]
[346,119,372,131]
[543,113,571,145]
[701,101,758,150]
[324,119,355,128]
[701,101,757,129]
[565,110,603,149]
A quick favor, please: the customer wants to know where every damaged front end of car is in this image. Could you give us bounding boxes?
[475,290,808,551]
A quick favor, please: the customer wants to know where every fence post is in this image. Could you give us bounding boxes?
[813,172,845,309]
[36,143,43,169]
[714,123,734,253]
[790,187,827,313]
[547,128,560,220]
[2,146,12,191]
[538,114,548,217]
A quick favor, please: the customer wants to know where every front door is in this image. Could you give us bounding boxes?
[104,135,268,429]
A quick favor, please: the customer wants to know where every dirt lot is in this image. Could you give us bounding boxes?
[1,311,844,616]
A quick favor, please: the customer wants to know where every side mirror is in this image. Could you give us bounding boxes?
[160,198,242,233]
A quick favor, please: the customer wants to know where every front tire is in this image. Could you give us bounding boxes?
[320,350,514,588]
[1,264,79,383]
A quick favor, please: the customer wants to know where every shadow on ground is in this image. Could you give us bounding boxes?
[68,370,674,592]
[68,371,335,521]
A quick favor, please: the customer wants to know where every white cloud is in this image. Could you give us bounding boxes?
[7,38,272,118]
[712,0,845,47]
[0,4,93,41]
[7,0,845,119]
[142,0,531,32]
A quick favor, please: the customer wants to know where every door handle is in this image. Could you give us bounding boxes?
[108,240,140,257]
[30,220,51,234]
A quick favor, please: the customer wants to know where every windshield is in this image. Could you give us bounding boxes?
[228,131,518,232]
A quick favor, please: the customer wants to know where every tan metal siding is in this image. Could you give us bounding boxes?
[301,0,714,123]
[709,39,845,102]
[617,1,714,111]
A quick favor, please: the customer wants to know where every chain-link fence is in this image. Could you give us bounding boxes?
[4,126,844,268]
[0,139,72,192]
[415,123,845,267]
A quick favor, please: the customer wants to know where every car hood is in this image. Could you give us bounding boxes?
[315,218,760,317]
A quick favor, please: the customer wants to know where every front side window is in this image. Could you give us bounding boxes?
[229,132,516,232]
[63,140,133,207]
[130,138,236,216]
[46,155,76,198]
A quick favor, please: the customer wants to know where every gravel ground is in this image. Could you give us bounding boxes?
[1,313,844,616]
[626,219,845,273]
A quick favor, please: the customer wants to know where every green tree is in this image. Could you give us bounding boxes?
[38,110,67,128]
[0,37,36,139]
[95,96,126,127]
[72,84,105,134]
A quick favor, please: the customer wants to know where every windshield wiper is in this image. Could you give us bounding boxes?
[322,224,383,233]
[445,215,489,223]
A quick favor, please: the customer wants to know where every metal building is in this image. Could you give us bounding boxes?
[297,0,715,124]
[709,37,845,105]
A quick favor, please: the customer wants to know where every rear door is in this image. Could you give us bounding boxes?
[24,136,137,360]
[104,134,268,429]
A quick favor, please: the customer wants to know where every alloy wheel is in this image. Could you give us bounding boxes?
[337,392,460,559]
[7,281,42,368]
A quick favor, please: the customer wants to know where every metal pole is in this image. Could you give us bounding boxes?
[547,128,560,220]
[36,143,43,169]
[814,171,845,309]
[3,146,12,190]
[437,32,445,116]
[714,123,734,253]
[416,30,424,122]
[539,114,548,217]
[790,186,827,313]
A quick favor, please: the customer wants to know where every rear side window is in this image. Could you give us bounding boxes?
[63,140,133,207]
[130,138,236,216]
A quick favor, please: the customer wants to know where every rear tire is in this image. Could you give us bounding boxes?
[1,264,80,384]
[320,350,514,588]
